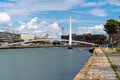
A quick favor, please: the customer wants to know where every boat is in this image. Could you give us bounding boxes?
[89,48,94,53]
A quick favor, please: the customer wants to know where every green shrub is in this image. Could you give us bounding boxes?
[116,48,120,52]
[116,74,120,80]
[111,64,117,71]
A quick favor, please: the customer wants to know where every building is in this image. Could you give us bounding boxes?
[21,34,35,41]
[0,31,21,43]
[34,34,53,43]
[0,30,36,45]
[61,33,103,44]
[61,34,83,41]
[43,34,52,39]
[0,29,54,45]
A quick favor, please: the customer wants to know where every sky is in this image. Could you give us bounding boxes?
[0,0,120,40]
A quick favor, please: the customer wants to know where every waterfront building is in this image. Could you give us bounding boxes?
[21,34,35,41]
[0,29,54,46]
[61,33,103,44]
[34,38,52,43]
[35,34,53,43]
[0,31,21,44]
[43,34,52,39]
[0,30,36,45]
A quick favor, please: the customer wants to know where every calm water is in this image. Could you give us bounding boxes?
[0,47,91,80]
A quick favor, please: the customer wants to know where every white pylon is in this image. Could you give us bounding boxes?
[69,16,72,46]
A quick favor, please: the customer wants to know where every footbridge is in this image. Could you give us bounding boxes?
[61,39,98,46]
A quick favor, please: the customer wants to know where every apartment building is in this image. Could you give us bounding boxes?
[0,31,21,43]
[21,34,35,41]
[61,33,102,44]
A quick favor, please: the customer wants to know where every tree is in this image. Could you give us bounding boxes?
[52,40,61,46]
[33,41,50,45]
[13,39,24,42]
[104,19,119,46]
[96,35,107,44]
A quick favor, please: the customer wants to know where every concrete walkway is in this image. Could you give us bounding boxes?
[74,48,117,80]
[103,48,120,79]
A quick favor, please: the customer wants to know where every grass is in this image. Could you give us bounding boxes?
[115,48,120,53]
[101,47,120,79]
[105,53,120,80]
[106,47,120,53]
[111,64,118,71]
[116,74,120,80]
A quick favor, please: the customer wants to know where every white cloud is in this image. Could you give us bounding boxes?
[111,9,120,12]
[7,9,29,15]
[71,11,86,15]
[0,0,113,16]
[89,8,107,17]
[0,2,14,8]
[27,17,38,29]
[17,17,62,40]
[57,18,102,25]
[1,0,106,15]
[106,0,120,6]
[57,18,81,24]
[77,24,106,34]
[0,12,12,26]
[0,0,119,17]
[0,0,81,15]
[80,1,106,7]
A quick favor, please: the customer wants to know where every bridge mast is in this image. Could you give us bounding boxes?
[68,16,73,49]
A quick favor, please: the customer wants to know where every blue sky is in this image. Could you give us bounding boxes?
[0,0,120,39]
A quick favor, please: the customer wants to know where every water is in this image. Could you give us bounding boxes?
[0,47,91,80]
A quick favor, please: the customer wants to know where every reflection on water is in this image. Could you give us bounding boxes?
[0,47,91,80]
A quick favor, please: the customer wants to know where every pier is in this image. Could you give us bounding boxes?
[74,48,118,80]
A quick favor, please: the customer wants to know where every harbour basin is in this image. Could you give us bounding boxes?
[0,47,91,80]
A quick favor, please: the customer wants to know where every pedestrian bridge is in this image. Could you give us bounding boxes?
[61,39,98,46]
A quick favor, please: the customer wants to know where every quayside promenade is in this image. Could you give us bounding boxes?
[103,48,120,79]
[74,48,118,80]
